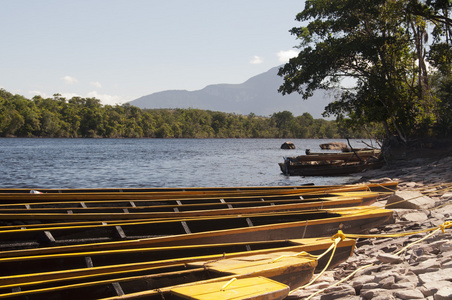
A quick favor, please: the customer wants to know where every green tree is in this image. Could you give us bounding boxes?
[271,111,294,137]
[278,0,451,141]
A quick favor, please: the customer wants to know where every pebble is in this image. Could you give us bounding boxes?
[292,156,452,299]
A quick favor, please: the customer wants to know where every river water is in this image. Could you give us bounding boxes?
[0,138,377,189]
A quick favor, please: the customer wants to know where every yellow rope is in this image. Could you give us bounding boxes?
[220,278,237,291]
[288,233,345,295]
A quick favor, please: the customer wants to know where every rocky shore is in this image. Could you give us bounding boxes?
[290,155,452,300]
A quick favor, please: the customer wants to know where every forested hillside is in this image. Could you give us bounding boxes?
[0,89,369,139]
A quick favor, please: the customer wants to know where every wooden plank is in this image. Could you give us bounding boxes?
[115,226,127,239]
[42,231,56,243]
[220,199,233,209]
[181,221,192,234]
[170,277,289,300]
[85,256,94,268]
[112,282,125,296]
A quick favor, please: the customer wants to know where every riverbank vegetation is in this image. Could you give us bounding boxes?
[0,89,371,139]
[279,0,452,149]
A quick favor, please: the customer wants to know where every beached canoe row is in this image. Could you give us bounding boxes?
[0,181,398,202]
[0,182,397,299]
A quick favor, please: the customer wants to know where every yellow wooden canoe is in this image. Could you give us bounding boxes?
[0,237,354,300]
[0,182,398,202]
[0,206,391,252]
[0,192,381,222]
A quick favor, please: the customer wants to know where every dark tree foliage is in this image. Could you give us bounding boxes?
[0,89,370,139]
[278,0,452,142]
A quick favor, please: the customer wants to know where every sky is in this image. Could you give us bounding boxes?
[1,0,306,106]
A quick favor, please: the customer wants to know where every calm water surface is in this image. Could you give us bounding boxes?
[0,138,376,189]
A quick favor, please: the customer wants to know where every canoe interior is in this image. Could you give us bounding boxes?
[0,206,392,253]
[0,183,395,299]
[169,277,289,300]
[0,249,319,300]
[0,191,382,218]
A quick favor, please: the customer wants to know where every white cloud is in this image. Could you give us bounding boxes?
[29,90,48,98]
[87,91,124,106]
[277,50,299,63]
[62,75,78,85]
[249,55,263,64]
[90,81,102,88]
[60,92,82,99]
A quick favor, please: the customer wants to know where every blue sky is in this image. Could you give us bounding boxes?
[2,1,305,105]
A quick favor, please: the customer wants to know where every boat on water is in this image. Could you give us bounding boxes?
[300,149,381,162]
[0,206,392,251]
[280,149,385,176]
[0,237,355,300]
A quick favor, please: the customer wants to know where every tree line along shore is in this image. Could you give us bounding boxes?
[0,89,371,139]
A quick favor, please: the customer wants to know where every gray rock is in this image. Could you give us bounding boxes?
[440,242,452,253]
[377,253,403,264]
[419,269,452,284]
[386,190,436,209]
[351,274,375,290]
[395,270,420,285]
[440,192,452,200]
[394,289,425,299]
[411,258,441,274]
[303,282,331,290]
[355,265,381,277]
[442,261,452,269]
[402,211,429,222]
[379,275,395,289]
[404,181,418,188]
[361,282,381,290]
[391,282,417,290]
[372,296,396,300]
[323,286,345,293]
[360,288,394,299]
[435,286,452,300]
[420,281,452,297]
[320,285,356,300]
[281,141,296,149]
[374,271,400,282]
[319,142,347,150]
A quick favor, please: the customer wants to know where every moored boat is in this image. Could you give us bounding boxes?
[280,149,385,176]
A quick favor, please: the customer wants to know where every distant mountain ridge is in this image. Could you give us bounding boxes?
[128,66,333,118]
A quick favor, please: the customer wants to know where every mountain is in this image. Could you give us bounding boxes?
[128,66,333,118]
